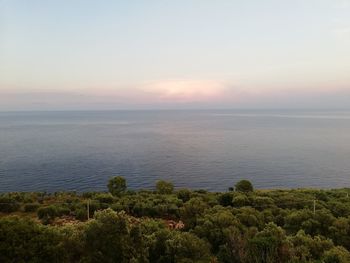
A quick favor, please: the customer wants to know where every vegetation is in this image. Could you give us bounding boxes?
[107,176,127,196]
[235,180,254,193]
[156,180,174,194]
[1,178,350,262]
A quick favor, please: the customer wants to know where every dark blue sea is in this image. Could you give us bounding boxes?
[1,110,350,192]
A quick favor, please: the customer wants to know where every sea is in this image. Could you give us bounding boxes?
[1,110,350,192]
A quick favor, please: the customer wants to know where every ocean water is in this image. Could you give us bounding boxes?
[1,110,350,192]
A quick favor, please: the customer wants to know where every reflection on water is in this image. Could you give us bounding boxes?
[0,110,350,192]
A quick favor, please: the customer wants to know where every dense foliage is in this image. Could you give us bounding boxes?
[1,178,350,262]
[107,176,127,196]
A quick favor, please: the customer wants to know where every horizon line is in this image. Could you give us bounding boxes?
[1,107,350,113]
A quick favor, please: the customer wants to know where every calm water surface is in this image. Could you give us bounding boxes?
[1,110,350,192]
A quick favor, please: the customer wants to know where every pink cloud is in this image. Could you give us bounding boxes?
[1,80,350,110]
[140,79,229,103]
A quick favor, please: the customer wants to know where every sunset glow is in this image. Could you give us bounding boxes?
[1,0,350,110]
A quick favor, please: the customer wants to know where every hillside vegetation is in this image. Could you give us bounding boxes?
[1,177,350,262]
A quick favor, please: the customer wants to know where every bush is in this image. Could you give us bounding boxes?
[235,180,254,193]
[323,246,350,263]
[0,217,65,262]
[156,180,174,194]
[247,223,291,262]
[83,209,148,262]
[0,197,20,213]
[37,206,58,224]
[108,176,127,196]
[75,208,87,221]
[177,189,191,202]
[232,194,250,207]
[94,193,115,204]
[218,193,233,206]
[23,203,40,212]
[56,205,71,217]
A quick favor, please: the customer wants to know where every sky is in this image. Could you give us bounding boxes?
[1,0,350,110]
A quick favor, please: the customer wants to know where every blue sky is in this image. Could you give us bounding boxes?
[1,0,350,110]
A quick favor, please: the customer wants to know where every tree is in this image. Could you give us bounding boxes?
[194,208,240,253]
[156,180,174,194]
[37,206,58,224]
[247,223,291,263]
[180,198,208,229]
[83,209,147,263]
[330,217,350,249]
[235,180,254,193]
[0,217,65,262]
[288,230,334,261]
[218,193,233,207]
[177,189,192,202]
[108,176,127,196]
[165,232,211,262]
[323,246,350,263]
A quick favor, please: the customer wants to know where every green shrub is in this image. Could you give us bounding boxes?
[23,203,40,212]
[108,176,127,196]
[232,194,250,207]
[177,189,191,202]
[74,208,87,221]
[235,180,254,193]
[37,206,58,224]
[323,246,350,263]
[218,193,233,207]
[0,197,20,213]
[94,193,115,203]
[156,180,174,194]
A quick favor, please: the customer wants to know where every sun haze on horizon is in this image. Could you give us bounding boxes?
[1,0,350,111]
